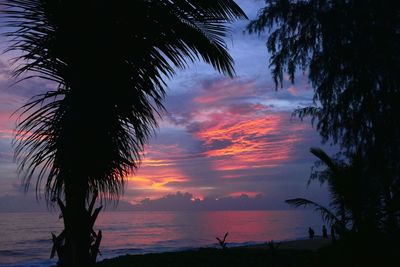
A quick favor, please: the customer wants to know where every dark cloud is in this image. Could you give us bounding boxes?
[128,191,290,211]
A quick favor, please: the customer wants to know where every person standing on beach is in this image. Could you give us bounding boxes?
[330,225,336,242]
[308,227,315,239]
[322,225,328,239]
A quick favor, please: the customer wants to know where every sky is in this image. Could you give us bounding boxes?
[0,0,334,211]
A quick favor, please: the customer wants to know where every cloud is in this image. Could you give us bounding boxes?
[167,78,309,170]
[0,0,332,211]
[193,79,257,104]
[122,76,324,204]
[127,191,289,211]
[0,55,58,199]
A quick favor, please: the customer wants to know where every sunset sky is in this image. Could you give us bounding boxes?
[0,0,333,211]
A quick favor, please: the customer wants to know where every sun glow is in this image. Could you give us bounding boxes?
[122,79,310,200]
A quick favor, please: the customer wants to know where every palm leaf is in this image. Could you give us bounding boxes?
[309,147,339,174]
[285,198,340,226]
[2,0,247,203]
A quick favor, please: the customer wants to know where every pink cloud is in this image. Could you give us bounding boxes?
[123,78,312,202]
[287,86,298,96]
[0,93,28,141]
[195,113,305,171]
[193,79,256,104]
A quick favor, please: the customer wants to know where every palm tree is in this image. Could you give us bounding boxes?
[286,148,354,237]
[286,148,348,237]
[285,197,342,230]
[308,147,348,227]
[287,148,382,238]
[2,1,247,266]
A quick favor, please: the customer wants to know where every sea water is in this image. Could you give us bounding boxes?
[0,210,323,267]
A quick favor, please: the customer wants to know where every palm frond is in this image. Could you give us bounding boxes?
[285,198,340,226]
[3,0,247,203]
[310,147,339,174]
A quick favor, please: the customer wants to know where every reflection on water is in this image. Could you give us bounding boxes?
[0,210,323,266]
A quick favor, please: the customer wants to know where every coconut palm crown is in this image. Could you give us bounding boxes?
[2,0,247,202]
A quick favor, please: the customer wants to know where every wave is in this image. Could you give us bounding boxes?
[0,210,323,266]
[0,259,55,267]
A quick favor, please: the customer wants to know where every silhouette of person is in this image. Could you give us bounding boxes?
[308,227,315,239]
[330,225,336,242]
[322,225,328,239]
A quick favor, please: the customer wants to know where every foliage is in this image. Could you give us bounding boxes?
[249,0,400,236]
[216,232,229,250]
[3,0,247,203]
[1,0,246,265]
[287,147,385,238]
[248,0,400,150]
[285,198,340,227]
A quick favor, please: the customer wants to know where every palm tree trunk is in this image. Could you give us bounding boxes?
[63,177,91,267]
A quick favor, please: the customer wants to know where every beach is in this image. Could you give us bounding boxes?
[97,236,398,267]
[234,236,332,251]
[97,237,333,267]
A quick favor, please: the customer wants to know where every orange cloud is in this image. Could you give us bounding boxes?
[127,169,188,192]
[195,113,304,171]
[141,158,174,167]
[122,77,312,202]
[125,143,193,200]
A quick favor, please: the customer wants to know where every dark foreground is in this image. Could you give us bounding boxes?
[97,238,397,267]
[98,249,317,267]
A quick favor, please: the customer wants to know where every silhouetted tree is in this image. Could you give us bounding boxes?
[249,0,400,236]
[287,148,382,237]
[287,148,349,237]
[2,1,246,266]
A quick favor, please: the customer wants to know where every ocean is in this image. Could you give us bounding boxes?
[0,210,323,267]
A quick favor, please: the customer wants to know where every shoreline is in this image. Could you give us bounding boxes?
[0,237,332,267]
[97,236,331,260]
[233,236,332,251]
[97,237,332,267]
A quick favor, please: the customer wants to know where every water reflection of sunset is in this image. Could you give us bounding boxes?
[97,210,323,253]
